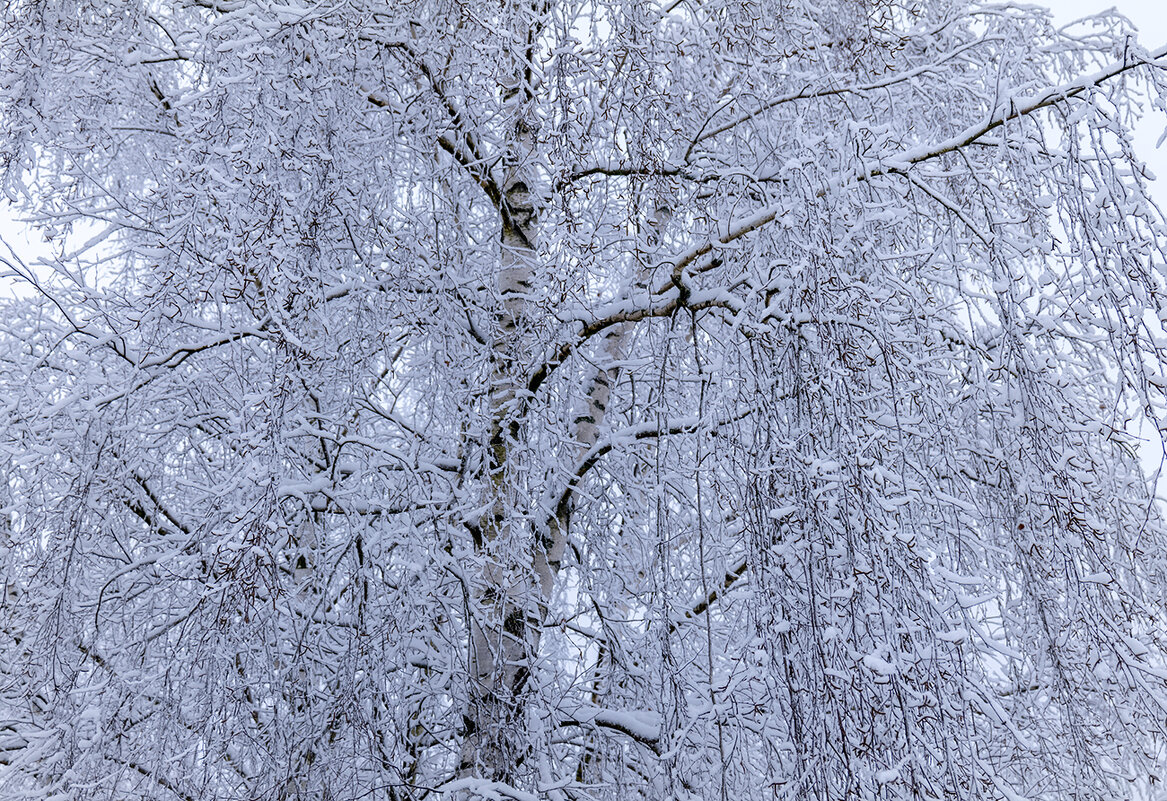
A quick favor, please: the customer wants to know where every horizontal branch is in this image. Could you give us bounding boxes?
[527,282,739,400]
[137,319,271,369]
[543,403,757,533]
[671,558,749,632]
[557,705,662,751]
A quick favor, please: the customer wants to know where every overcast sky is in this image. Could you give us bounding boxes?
[2,0,1166,297]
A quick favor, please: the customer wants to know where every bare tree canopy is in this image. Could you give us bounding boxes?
[3,0,1167,799]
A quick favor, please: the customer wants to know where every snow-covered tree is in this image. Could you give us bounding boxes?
[3,0,1167,798]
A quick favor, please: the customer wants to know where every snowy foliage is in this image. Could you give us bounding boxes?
[2,0,1167,799]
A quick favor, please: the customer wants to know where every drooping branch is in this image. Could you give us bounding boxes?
[523,46,1167,422]
[683,37,998,156]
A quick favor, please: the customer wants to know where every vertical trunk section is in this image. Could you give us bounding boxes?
[458,128,542,782]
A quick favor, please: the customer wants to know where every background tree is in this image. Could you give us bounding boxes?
[3,0,1167,799]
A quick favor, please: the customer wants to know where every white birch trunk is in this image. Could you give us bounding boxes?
[459,104,544,779]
